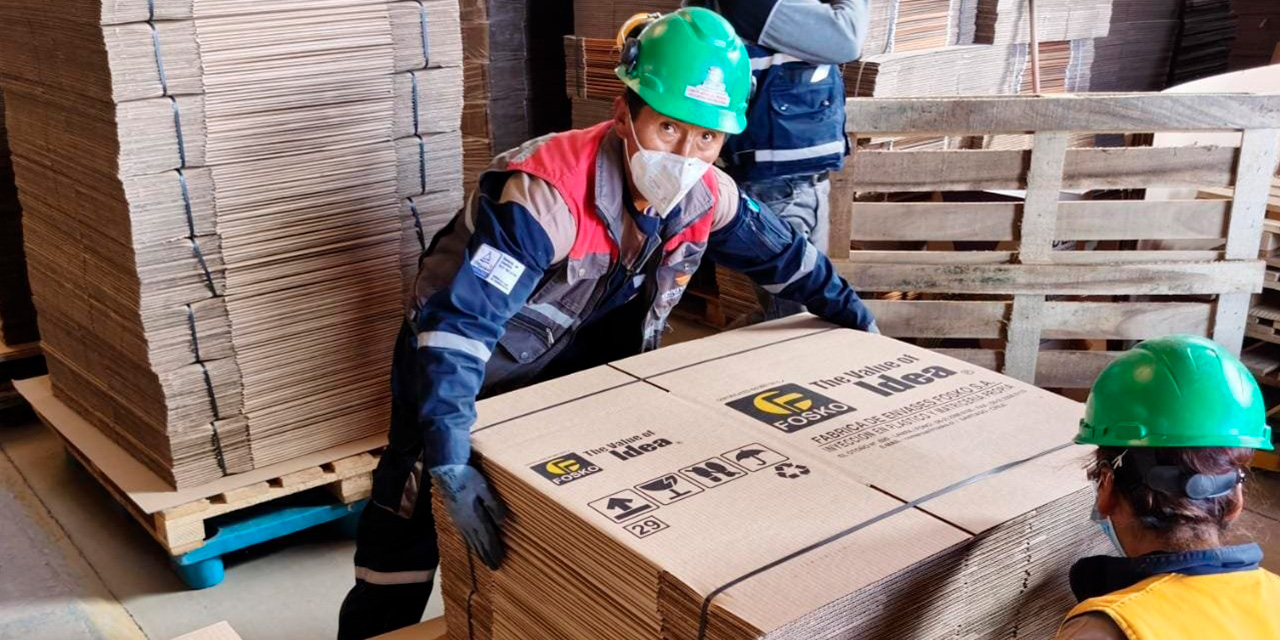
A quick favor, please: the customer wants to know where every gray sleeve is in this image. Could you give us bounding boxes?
[758,0,870,64]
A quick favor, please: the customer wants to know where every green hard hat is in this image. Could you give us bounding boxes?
[1077,335,1273,450]
[615,7,751,134]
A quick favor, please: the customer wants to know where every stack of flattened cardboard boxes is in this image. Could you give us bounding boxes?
[438,317,1109,639]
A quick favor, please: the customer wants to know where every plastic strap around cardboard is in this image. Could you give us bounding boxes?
[186,304,229,474]
[415,0,432,68]
[145,3,219,300]
[416,134,428,195]
[411,72,422,136]
[408,199,427,254]
[694,440,1076,639]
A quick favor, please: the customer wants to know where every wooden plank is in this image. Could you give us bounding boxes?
[1214,292,1252,355]
[839,260,1263,295]
[827,149,856,260]
[862,300,1006,338]
[847,250,1015,264]
[934,347,1120,387]
[1036,351,1122,388]
[1040,302,1213,339]
[0,340,41,363]
[851,146,1238,192]
[1005,295,1046,381]
[852,200,1229,242]
[844,94,1280,134]
[1019,133,1069,263]
[1224,129,1280,260]
[1046,250,1223,264]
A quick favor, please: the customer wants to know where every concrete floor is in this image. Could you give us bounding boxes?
[0,314,1275,640]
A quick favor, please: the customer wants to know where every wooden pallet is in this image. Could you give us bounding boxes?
[15,376,383,556]
[827,94,1280,389]
[0,338,40,363]
[1249,305,1280,344]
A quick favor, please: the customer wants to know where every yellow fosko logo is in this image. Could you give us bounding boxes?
[532,453,602,486]
[727,383,854,433]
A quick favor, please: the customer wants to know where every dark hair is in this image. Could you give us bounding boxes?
[1090,446,1253,548]
[623,88,647,119]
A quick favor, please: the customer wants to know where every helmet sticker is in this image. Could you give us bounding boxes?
[684,67,731,107]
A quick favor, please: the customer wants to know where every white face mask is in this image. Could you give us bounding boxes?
[625,116,712,217]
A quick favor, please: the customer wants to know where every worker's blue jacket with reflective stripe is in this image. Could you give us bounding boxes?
[723,43,850,183]
[375,124,875,514]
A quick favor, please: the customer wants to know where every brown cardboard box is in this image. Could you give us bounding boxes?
[439,316,1108,639]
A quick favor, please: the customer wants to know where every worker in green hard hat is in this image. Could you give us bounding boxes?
[338,8,877,639]
[1056,335,1280,640]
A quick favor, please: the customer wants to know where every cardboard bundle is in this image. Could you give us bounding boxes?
[570,98,616,130]
[574,0,681,40]
[0,1,464,488]
[0,88,39,347]
[1078,20,1179,91]
[1228,0,1280,71]
[960,0,1111,46]
[459,0,532,186]
[1168,0,1236,85]
[845,45,1025,97]
[437,317,1110,640]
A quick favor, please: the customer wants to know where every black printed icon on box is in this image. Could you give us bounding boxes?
[588,489,657,523]
[624,516,669,539]
[636,474,704,505]
[723,443,789,472]
[774,462,811,479]
[680,458,746,489]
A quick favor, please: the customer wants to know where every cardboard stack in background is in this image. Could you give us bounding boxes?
[392,0,465,295]
[459,0,532,187]
[1168,0,1236,85]
[0,88,39,348]
[568,0,680,128]
[0,1,464,488]
[1228,0,1280,72]
[438,318,1110,639]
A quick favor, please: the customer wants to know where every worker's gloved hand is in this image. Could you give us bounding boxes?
[864,321,881,335]
[430,464,509,570]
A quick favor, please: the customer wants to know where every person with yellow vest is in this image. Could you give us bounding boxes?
[1057,335,1280,640]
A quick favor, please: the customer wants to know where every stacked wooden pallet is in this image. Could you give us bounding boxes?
[1201,179,1280,348]
[826,94,1280,388]
[0,88,39,348]
[0,1,464,488]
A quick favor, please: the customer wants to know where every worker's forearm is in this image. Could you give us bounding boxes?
[759,0,870,64]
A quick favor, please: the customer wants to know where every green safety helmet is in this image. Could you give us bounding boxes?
[615,7,752,135]
[1077,335,1273,450]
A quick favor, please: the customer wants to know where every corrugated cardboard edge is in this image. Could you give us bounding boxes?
[371,617,448,640]
[13,376,386,514]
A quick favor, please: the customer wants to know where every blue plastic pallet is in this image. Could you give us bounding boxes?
[171,491,367,589]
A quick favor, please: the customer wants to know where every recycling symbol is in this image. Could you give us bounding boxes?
[774,462,810,479]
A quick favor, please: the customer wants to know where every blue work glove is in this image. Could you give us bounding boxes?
[430,464,509,570]
[865,321,881,335]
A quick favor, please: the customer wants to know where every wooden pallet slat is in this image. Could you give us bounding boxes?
[841,260,1263,295]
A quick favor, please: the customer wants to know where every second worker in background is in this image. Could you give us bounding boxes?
[686,0,869,321]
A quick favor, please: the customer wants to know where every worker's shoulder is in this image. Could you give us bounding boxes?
[1055,612,1127,640]
[708,166,742,231]
[498,171,576,261]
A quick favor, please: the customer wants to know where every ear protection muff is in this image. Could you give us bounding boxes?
[620,37,642,77]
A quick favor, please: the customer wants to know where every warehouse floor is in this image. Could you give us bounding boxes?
[0,312,1276,640]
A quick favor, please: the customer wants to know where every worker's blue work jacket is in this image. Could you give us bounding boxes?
[373,123,876,517]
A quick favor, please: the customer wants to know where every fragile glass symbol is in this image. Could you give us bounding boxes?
[640,475,693,500]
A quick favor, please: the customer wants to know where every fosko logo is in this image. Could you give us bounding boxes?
[532,453,602,486]
[726,383,854,433]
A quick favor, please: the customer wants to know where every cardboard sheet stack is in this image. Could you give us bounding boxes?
[437,318,1110,640]
[460,0,532,186]
[0,88,39,347]
[1168,0,1236,85]
[962,0,1113,45]
[568,0,678,128]
[1228,0,1280,71]
[393,0,465,295]
[844,45,1027,97]
[0,0,464,488]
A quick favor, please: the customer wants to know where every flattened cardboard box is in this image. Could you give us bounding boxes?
[446,316,1103,638]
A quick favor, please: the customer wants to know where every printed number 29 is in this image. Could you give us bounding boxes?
[625,517,668,539]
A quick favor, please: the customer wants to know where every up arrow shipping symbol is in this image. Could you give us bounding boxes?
[607,497,634,512]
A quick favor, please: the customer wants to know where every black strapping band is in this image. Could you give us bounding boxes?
[186,304,228,474]
[416,0,431,67]
[410,72,421,136]
[408,199,427,254]
[694,440,1075,639]
[416,134,428,196]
